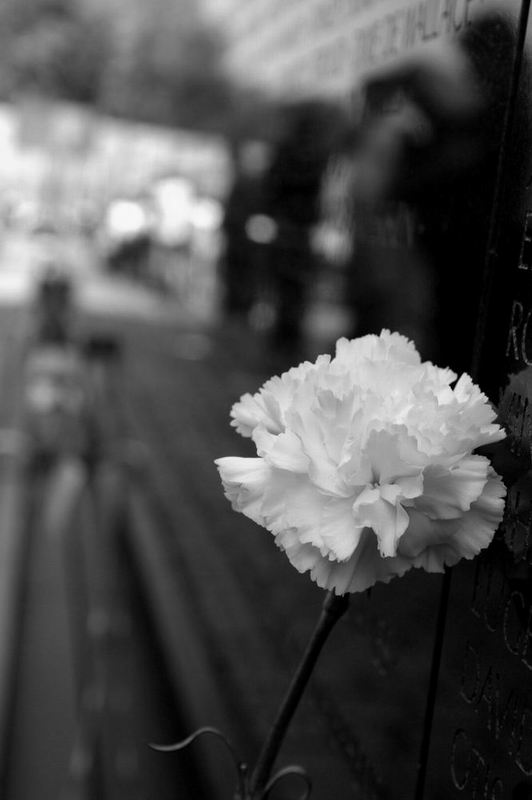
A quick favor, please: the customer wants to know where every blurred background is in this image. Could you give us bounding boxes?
[0,1,523,799]
[0,0,366,354]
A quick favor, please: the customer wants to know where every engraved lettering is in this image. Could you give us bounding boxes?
[516,707,532,776]
[471,558,506,634]
[504,591,527,656]
[457,638,532,781]
[439,0,452,31]
[521,606,532,672]
[504,301,532,365]
[507,301,524,360]
[450,728,505,797]
[490,778,505,800]
[482,672,519,744]
[477,665,499,735]
[404,6,417,48]
[505,392,525,454]
[503,481,532,563]
[385,12,402,57]
[461,640,480,703]
[520,398,529,442]
[466,740,486,798]
[461,646,519,741]
[229,0,479,96]
[464,0,476,29]
[454,0,466,30]
[519,212,532,271]
[451,728,470,791]
[523,310,532,367]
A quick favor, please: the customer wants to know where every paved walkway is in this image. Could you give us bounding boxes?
[0,240,201,799]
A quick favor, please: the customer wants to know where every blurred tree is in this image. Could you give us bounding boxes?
[99,11,235,132]
[0,0,270,136]
[0,0,109,103]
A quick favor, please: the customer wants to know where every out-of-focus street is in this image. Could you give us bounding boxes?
[0,228,216,800]
[0,225,439,800]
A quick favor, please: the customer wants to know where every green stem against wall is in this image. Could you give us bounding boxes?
[249,590,350,799]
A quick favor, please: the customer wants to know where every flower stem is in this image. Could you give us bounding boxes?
[249,590,350,799]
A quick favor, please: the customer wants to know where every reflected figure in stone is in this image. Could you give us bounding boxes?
[262,99,346,358]
[350,9,532,376]
[220,140,271,320]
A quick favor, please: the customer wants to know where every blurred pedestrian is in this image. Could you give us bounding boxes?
[220,140,271,320]
[263,100,344,357]
[348,9,531,376]
[34,262,75,345]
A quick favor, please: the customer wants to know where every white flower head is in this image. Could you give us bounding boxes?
[216,330,507,594]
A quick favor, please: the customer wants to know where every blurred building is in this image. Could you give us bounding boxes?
[201,0,472,100]
[0,99,230,234]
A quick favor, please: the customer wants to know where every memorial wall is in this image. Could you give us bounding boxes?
[215,1,532,797]
[424,2,532,796]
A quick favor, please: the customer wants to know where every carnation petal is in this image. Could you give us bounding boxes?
[352,489,410,557]
[319,498,365,561]
[308,528,413,594]
[262,470,329,547]
[335,329,421,366]
[398,470,506,570]
[230,392,283,437]
[264,476,362,561]
[414,455,489,520]
[397,508,447,560]
[253,428,309,473]
[215,457,271,524]
[288,407,348,496]
[363,428,424,486]
[444,469,506,562]
[275,528,322,574]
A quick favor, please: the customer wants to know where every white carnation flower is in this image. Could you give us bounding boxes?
[216,330,507,594]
